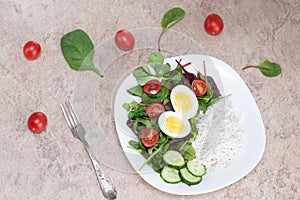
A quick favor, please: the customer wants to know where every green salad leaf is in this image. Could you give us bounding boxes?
[61,29,103,77]
[158,7,185,51]
[148,52,164,64]
[161,7,185,30]
[242,60,282,77]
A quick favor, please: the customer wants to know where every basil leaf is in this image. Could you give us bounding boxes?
[127,85,143,97]
[61,29,103,77]
[161,7,185,30]
[148,52,164,64]
[258,60,282,77]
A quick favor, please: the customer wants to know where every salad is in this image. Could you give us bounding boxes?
[122,52,228,185]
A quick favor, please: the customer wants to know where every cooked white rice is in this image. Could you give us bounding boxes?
[192,99,245,173]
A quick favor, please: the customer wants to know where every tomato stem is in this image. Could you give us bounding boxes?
[242,65,257,70]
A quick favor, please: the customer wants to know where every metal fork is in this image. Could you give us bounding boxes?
[60,99,117,200]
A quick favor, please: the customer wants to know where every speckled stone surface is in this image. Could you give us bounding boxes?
[1,1,300,199]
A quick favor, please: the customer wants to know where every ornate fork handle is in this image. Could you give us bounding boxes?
[60,99,117,199]
[83,142,117,200]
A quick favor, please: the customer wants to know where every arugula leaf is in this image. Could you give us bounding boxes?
[61,29,103,77]
[128,106,147,119]
[242,60,282,77]
[122,100,139,111]
[139,140,168,171]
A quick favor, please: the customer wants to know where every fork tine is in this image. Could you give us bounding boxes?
[60,102,73,130]
[60,98,79,129]
[65,99,80,125]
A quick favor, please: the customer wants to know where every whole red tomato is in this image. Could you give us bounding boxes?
[28,112,47,133]
[204,14,224,35]
[114,29,135,51]
[23,41,41,60]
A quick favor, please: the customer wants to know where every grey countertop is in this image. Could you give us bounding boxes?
[1,1,299,199]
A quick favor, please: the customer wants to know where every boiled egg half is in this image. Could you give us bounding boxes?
[158,111,191,138]
[170,85,199,119]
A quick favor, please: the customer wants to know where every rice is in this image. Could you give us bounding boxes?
[192,99,245,173]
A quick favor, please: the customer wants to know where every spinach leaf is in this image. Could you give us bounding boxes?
[150,63,171,78]
[127,85,143,97]
[61,29,103,77]
[161,7,185,30]
[259,60,282,77]
[142,86,169,105]
[148,52,164,64]
[158,7,185,51]
[242,60,282,77]
[132,66,159,86]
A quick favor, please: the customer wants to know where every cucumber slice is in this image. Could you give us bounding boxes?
[160,166,181,184]
[179,168,202,185]
[186,160,206,177]
[163,150,185,169]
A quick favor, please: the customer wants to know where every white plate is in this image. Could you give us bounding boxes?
[113,55,265,195]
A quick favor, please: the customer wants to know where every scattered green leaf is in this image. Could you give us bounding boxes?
[61,29,103,77]
[158,7,185,51]
[161,7,185,30]
[242,60,282,77]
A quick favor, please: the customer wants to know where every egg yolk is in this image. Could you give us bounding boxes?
[165,116,185,134]
[172,92,192,113]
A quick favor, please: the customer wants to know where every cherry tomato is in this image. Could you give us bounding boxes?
[27,112,47,133]
[192,79,208,97]
[146,103,165,118]
[204,14,224,35]
[23,41,41,60]
[141,129,159,148]
[114,29,135,51]
[143,80,161,95]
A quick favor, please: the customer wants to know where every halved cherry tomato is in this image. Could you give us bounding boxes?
[114,29,135,51]
[141,129,159,148]
[204,14,224,35]
[192,79,208,97]
[27,112,47,133]
[143,80,161,95]
[146,103,165,118]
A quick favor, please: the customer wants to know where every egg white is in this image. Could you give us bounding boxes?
[170,85,199,119]
[158,111,191,138]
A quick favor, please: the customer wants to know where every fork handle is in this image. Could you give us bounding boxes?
[85,146,117,200]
